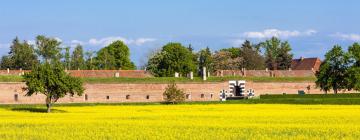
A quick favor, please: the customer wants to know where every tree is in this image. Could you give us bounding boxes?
[71,45,85,70]
[163,82,185,104]
[315,45,349,94]
[35,35,61,63]
[212,51,243,70]
[146,43,196,77]
[22,61,84,113]
[198,47,213,73]
[220,47,241,58]
[260,37,293,70]
[276,41,293,70]
[240,40,265,70]
[85,50,96,70]
[63,47,71,70]
[315,62,332,94]
[95,41,136,70]
[346,43,360,90]
[0,37,38,70]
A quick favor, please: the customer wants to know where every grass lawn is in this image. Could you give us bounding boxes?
[0,104,360,140]
[0,75,316,83]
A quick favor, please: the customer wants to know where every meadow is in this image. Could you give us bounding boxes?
[1,104,360,140]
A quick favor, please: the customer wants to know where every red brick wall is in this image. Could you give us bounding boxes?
[0,81,351,104]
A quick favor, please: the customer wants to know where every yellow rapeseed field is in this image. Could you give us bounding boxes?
[1,104,360,140]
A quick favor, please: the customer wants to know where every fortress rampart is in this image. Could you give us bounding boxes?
[0,81,340,104]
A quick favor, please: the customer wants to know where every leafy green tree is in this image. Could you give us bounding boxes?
[85,50,96,70]
[315,45,349,94]
[240,40,265,70]
[63,47,71,70]
[198,47,213,73]
[212,50,243,70]
[276,41,293,70]
[35,35,61,63]
[22,61,84,113]
[147,43,196,77]
[346,43,360,90]
[260,37,293,70]
[95,41,136,70]
[220,47,241,58]
[0,37,38,70]
[163,82,185,104]
[71,45,85,70]
[315,62,332,94]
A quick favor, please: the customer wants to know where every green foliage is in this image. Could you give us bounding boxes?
[147,43,196,77]
[316,45,350,94]
[95,41,136,70]
[220,47,241,58]
[35,35,62,63]
[0,37,38,70]
[198,47,213,72]
[163,82,185,104]
[71,45,85,70]
[346,43,360,91]
[22,62,84,113]
[63,47,71,70]
[85,50,96,70]
[212,51,243,70]
[240,40,265,70]
[260,37,293,70]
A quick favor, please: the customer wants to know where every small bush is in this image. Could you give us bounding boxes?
[163,82,185,104]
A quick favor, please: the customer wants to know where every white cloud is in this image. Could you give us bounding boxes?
[54,37,62,42]
[230,39,245,47]
[243,29,317,39]
[331,33,360,41]
[88,36,156,46]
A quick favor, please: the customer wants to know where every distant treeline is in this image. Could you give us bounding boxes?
[0,36,295,77]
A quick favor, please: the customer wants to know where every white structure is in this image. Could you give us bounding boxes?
[229,80,246,96]
[202,67,207,81]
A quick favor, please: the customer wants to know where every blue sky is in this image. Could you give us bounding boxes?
[1,0,360,66]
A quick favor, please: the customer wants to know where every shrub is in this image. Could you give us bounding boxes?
[163,82,185,104]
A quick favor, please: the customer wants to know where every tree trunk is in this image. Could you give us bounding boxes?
[46,103,51,113]
[46,97,52,113]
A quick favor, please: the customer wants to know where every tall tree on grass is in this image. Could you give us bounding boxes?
[316,45,349,94]
[240,40,265,70]
[95,41,136,70]
[71,45,85,70]
[147,43,196,77]
[260,37,293,70]
[198,47,213,73]
[35,35,61,63]
[163,82,185,104]
[346,43,360,90]
[63,47,71,70]
[22,61,84,113]
[0,37,38,70]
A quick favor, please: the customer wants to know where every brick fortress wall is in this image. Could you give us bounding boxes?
[0,82,347,104]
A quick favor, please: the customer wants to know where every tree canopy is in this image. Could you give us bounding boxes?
[0,37,38,70]
[260,37,293,70]
[95,41,136,70]
[71,45,85,70]
[22,61,84,113]
[316,45,350,94]
[147,43,196,77]
[35,35,62,63]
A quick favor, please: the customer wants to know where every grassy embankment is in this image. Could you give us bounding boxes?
[1,104,360,139]
[0,75,316,83]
